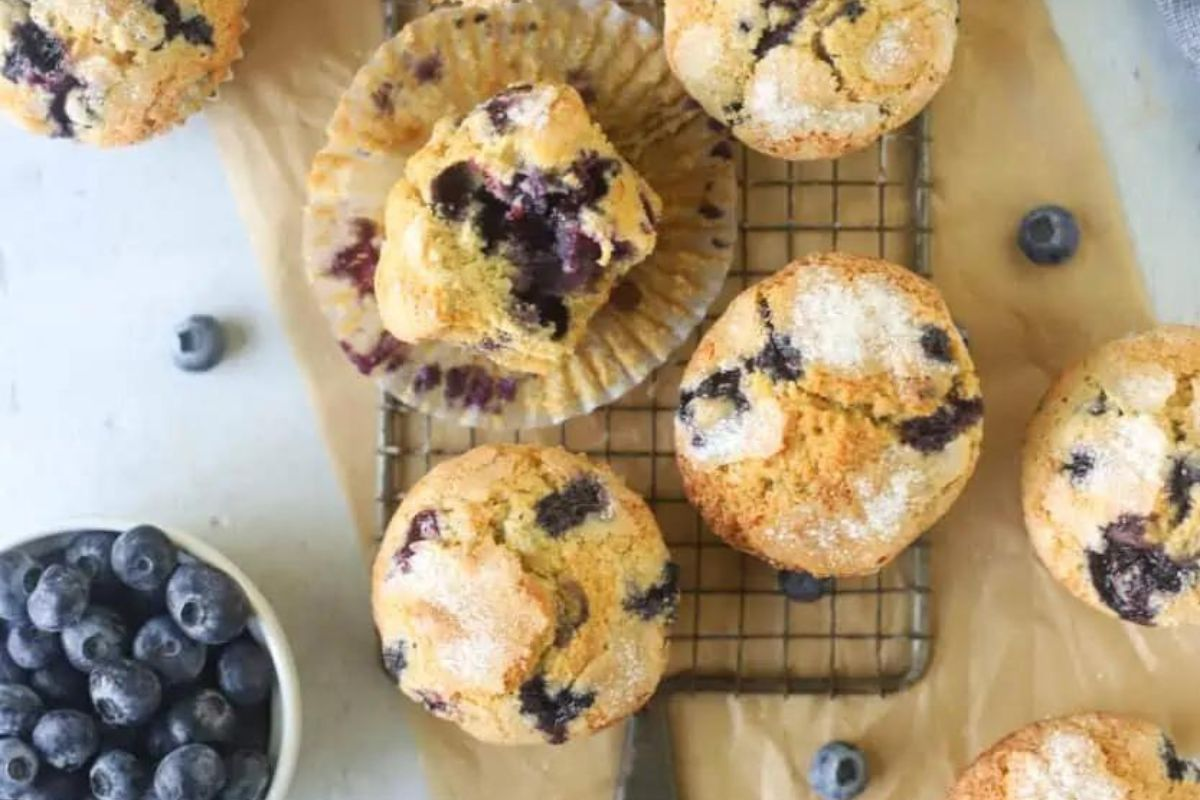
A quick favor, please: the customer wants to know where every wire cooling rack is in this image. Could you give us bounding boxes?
[376,0,934,700]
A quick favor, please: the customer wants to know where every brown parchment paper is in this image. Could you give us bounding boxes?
[206,0,1200,797]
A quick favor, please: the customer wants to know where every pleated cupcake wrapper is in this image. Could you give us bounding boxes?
[303,0,736,429]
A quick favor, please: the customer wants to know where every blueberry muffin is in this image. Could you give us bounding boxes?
[304,0,735,428]
[374,83,663,376]
[371,444,677,745]
[676,253,982,576]
[948,713,1200,799]
[0,0,246,146]
[1023,326,1200,627]
[664,0,957,160]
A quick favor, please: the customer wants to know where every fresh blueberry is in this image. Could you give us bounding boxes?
[1018,205,1080,266]
[0,642,27,684]
[90,659,163,727]
[229,704,268,753]
[18,769,90,800]
[777,570,832,603]
[0,736,38,795]
[164,690,237,746]
[143,716,182,761]
[30,658,88,708]
[166,565,250,646]
[89,749,149,800]
[31,709,98,772]
[8,624,61,670]
[133,617,206,686]
[0,684,43,737]
[111,527,178,593]
[808,741,868,800]
[112,587,168,629]
[154,744,227,800]
[218,750,270,800]
[61,607,129,672]
[26,565,90,633]
[97,721,143,755]
[173,315,226,373]
[0,552,44,622]
[64,531,120,592]
[217,640,273,707]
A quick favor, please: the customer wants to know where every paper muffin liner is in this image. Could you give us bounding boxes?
[303,0,736,429]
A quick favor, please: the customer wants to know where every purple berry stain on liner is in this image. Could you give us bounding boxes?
[609,281,642,312]
[411,53,443,84]
[710,139,735,160]
[442,365,517,412]
[340,333,408,376]
[412,364,442,393]
[328,217,381,298]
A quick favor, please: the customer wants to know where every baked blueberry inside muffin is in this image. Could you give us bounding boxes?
[374,82,663,375]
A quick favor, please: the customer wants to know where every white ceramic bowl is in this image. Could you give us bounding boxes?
[8,519,301,800]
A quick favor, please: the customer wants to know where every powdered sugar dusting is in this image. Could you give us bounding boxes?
[506,85,554,131]
[862,17,918,82]
[1006,730,1127,800]
[1108,368,1176,413]
[788,266,943,380]
[401,545,551,694]
[746,70,875,136]
[680,394,786,468]
[765,445,927,549]
[1046,414,1168,548]
[671,24,726,99]
[594,631,652,711]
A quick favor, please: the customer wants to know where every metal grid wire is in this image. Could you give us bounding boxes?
[377,0,934,698]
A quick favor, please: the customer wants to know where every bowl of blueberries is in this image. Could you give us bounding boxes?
[0,522,300,800]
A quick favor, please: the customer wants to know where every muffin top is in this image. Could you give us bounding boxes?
[676,253,982,575]
[371,444,677,745]
[0,0,245,145]
[664,0,957,159]
[948,713,1200,800]
[1024,326,1200,626]
[374,82,662,375]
